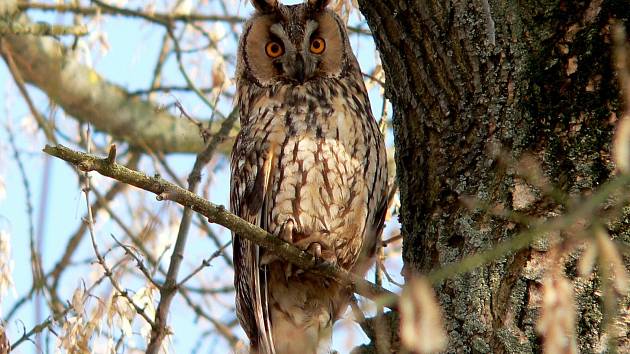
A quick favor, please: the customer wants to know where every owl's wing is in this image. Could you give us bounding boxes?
[355,134,390,276]
[230,134,276,353]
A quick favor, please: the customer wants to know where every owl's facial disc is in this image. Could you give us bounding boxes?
[239,2,346,87]
[267,22,322,84]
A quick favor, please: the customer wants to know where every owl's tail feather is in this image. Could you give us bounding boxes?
[257,265,335,354]
[252,247,275,354]
[266,307,334,354]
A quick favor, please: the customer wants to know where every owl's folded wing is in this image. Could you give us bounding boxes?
[230,134,276,353]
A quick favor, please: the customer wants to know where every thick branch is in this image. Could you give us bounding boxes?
[0,21,88,36]
[17,2,371,35]
[43,144,399,310]
[18,2,244,25]
[1,16,235,154]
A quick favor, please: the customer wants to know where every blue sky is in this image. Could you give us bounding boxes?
[0,1,401,353]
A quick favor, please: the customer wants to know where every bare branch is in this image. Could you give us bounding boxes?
[17,2,371,35]
[111,235,162,290]
[43,144,400,310]
[147,107,238,353]
[49,156,137,298]
[177,242,231,288]
[81,142,156,328]
[9,268,114,350]
[0,21,87,36]
[17,1,244,25]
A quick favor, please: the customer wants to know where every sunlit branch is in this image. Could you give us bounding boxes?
[0,21,88,36]
[17,2,371,35]
[1,18,229,154]
[18,1,244,25]
[43,144,400,309]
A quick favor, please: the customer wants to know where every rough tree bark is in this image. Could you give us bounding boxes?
[358,0,629,352]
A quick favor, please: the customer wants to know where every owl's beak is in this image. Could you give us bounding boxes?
[292,54,306,83]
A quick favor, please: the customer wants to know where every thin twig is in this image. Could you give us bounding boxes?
[128,85,217,96]
[49,157,136,297]
[177,287,240,345]
[183,285,235,295]
[80,142,156,328]
[147,32,172,101]
[166,27,223,117]
[147,107,238,353]
[4,123,43,292]
[194,216,234,268]
[382,234,401,246]
[153,151,233,267]
[110,235,162,290]
[9,267,115,350]
[377,260,403,288]
[177,241,231,287]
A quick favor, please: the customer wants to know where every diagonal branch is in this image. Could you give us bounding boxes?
[43,144,399,311]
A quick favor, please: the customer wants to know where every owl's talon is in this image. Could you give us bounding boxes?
[308,242,322,258]
[284,263,293,279]
[320,251,338,264]
[280,219,294,243]
[305,242,337,264]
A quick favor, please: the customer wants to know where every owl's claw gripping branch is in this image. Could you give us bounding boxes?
[42,144,399,311]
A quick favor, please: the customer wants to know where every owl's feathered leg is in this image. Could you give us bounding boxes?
[266,262,337,354]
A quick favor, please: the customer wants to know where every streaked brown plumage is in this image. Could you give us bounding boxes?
[0,324,9,354]
[230,1,388,353]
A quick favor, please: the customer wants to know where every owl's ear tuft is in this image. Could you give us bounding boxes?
[306,0,331,10]
[251,0,278,13]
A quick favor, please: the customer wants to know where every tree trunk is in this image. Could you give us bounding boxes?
[358,0,629,352]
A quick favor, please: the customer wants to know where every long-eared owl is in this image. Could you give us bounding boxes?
[230,0,388,353]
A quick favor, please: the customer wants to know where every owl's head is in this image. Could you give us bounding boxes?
[237,0,356,87]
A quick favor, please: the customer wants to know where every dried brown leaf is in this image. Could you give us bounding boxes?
[536,272,578,354]
[400,278,448,354]
[577,239,597,277]
[595,229,629,294]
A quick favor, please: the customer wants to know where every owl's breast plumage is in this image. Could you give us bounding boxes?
[240,82,381,269]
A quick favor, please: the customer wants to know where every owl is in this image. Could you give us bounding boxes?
[230,0,388,353]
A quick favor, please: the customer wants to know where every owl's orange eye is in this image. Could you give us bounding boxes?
[310,37,326,54]
[265,41,284,58]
